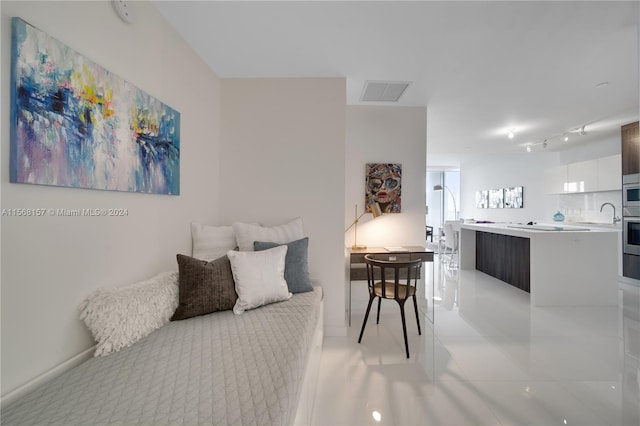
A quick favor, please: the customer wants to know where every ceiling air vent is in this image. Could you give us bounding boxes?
[360,81,410,102]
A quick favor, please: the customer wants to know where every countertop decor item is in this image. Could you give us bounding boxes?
[553,211,565,222]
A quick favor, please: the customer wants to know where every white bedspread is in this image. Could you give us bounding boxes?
[2,287,323,426]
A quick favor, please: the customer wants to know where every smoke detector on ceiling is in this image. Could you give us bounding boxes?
[112,0,135,24]
[361,81,411,102]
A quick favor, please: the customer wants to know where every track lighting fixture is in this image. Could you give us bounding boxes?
[522,122,592,152]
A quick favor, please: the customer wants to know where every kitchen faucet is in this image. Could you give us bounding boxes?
[600,202,621,224]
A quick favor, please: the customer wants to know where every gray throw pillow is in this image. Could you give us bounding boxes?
[254,237,313,294]
[171,254,238,321]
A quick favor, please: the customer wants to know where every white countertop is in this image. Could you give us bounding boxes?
[554,221,621,230]
[460,222,619,238]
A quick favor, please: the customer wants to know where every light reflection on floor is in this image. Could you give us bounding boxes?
[312,257,640,425]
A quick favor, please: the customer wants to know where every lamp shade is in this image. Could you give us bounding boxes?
[369,202,382,218]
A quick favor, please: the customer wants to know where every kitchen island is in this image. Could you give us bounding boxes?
[459,223,618,306]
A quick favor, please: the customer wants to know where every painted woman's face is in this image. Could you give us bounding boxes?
[368,175,400,203]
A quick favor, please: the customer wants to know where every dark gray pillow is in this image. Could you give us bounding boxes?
[171,254,238,321]
[254,237,313,294]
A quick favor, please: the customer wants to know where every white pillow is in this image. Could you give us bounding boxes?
[191,222,237,261]
[232,217,304,251]
[227,246,292,314]
[79,271,179,357]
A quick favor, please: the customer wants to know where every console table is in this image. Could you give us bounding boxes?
[346,246,434,326]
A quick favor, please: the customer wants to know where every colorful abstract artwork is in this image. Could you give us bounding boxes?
[366,163,402,213]
[10,18,180,195]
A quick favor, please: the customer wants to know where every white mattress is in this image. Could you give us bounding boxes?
[2,287,323,426]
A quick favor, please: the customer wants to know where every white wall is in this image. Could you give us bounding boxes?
[219,78,346,335]
[345,106,427,315]
[460,152,560,223]
[346,106,427,247]
[559,132,620,164]
[1,1,221,396]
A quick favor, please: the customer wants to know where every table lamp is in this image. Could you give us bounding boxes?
[346,202,382,250]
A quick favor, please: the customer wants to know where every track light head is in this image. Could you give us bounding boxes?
[522,120,592,154]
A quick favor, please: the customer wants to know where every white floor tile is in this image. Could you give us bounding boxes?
[473,380,610,426]
[312,266,640,426]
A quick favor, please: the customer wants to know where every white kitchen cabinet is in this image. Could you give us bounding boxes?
[566,159,597,192]
[544,155,622,194]
[543,165,567,194]
[597,154,622,191]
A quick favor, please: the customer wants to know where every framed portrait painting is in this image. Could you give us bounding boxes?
[366,163,401,213]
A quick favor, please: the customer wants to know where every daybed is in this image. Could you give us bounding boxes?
[2,218,324,426]
[2,285,323,426]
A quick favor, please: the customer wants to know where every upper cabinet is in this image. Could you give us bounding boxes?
[622,121,639,178]
[544,121,636,194]
[544,154,621,194]
[567,159,598,192]
[597,155,622,191]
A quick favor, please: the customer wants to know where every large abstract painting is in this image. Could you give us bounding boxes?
[366,163,402,213]
[10,18,180,195]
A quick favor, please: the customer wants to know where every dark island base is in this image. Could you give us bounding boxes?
[476,231,531,293]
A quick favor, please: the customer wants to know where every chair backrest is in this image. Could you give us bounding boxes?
[364,254,422,301]
[443,222,458,250]
[446,220,462,232]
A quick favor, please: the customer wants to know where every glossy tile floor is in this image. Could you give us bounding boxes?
[312,258,640,425]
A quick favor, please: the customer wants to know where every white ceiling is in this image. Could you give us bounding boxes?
[152,1,639,168]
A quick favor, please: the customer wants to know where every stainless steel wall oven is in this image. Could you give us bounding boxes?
[622,177,640,279]
[623,210,640,256]
[623,183,640,207]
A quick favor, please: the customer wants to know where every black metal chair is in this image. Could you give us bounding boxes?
[426,225,434,242]
[358,254,423,358]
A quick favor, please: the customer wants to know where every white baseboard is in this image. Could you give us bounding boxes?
[1,346,95,409]
[619,275,640,287]
[324,325,347,337]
